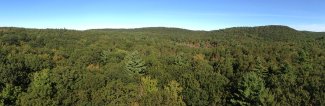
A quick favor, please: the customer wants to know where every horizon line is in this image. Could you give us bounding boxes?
[0,25,324,32]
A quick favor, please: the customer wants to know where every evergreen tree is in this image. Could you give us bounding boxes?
[231,72,274,105]
[125,51,147,75]
[253,56,268,78]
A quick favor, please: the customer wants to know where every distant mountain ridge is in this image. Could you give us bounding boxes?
[0,25,323,33]
[88,25,299,32]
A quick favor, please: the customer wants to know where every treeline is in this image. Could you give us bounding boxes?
[0,26,324,105]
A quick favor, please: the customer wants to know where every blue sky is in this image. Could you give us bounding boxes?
[1,0,324,31]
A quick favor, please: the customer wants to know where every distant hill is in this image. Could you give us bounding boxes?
[89,27,192,31]
[213,25,308,41]
[2,25,324,33]
[1,25,324,41]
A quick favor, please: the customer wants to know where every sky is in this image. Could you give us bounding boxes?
[0,0,325,31]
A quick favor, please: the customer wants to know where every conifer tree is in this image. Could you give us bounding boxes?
[231,72,274,105]
[125,51,146,75]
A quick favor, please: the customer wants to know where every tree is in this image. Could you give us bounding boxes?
[141,76,158,94]
[18,69,58,105]
[178,73,205,106]
[231,72,274,105]
[91,80,138,105]
[252,56,268,78]
[125,51,147,76]
[139,76,162,106]
[0,84,21,106]
[174,53,189,66]
[1,34,19,45]
[163,80,186,106]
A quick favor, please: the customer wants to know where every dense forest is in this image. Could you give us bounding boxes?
[0,25,324,106]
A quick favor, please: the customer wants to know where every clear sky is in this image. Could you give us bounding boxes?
[1,0,324,31]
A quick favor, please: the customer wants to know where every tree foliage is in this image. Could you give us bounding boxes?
[125,51,147,76]
[231,72,274,105]
[0,26,323,105]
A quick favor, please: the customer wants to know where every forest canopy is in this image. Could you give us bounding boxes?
[0,25,324,105]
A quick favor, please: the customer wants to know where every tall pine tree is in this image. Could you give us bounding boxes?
[125,51,146,76]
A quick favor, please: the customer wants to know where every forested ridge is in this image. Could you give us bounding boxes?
[0,25,324,106]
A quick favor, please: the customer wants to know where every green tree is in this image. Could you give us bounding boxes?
[0,84,21,106]
[18,69,58,106]
[174,53,189,66]
[1,34,19,45]
[231,72,274,105]
[125,51,147,76]
[91,80,138,105]
[252,56,268,78]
